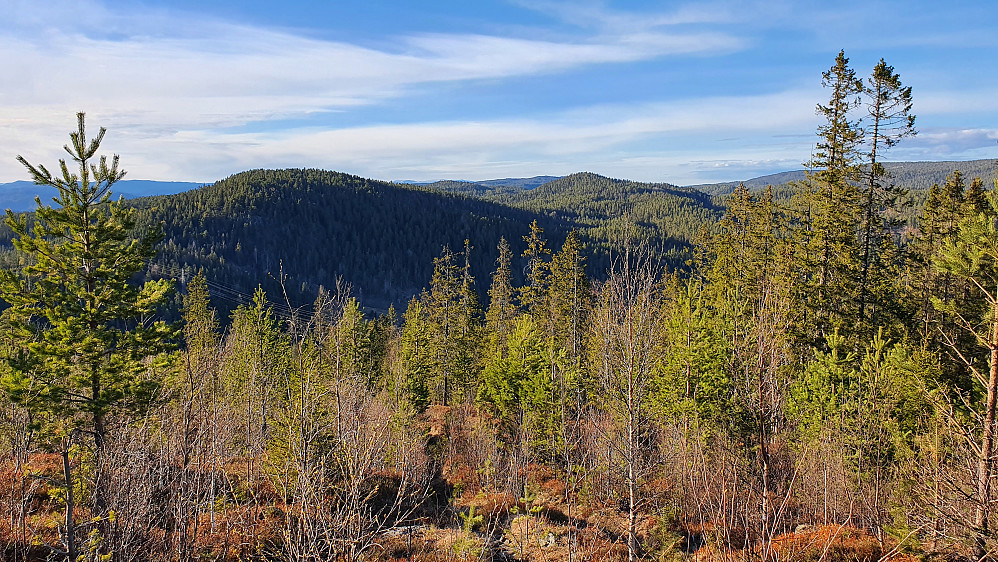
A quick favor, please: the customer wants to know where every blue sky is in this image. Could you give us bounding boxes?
[1,0,996,185]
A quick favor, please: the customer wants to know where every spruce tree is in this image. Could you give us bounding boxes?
[484,237,518,348]
[796,50,865,343]
[398,298,432,411]
[424,244,481,405]
[519,220,551,315]
[546,230,590,366]
[857,59,915,329]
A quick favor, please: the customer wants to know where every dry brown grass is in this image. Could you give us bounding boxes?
[765,525,897,562]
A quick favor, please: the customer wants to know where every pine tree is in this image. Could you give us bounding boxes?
[932,185,998,558]
[788,329,934,537]
[0,113,175,558]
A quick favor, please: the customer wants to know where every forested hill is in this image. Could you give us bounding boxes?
[494,172,720,247]
[0,169,722,315]
[422,172,725,254]
[120,169,723,313]
[130,169,578,311]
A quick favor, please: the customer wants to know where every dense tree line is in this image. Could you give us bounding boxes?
[1,52,997,562]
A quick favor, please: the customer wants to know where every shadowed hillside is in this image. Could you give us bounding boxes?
[129,169,579,311]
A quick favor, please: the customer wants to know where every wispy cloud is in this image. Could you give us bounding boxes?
[0,0,749,180]
[897,128,998,160]
[513,0,739,31]
[54,89,819,184]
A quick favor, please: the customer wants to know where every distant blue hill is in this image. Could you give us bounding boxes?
[398,175,559,187]
[688,159,998,196]
[403,175,563,197]
[0,179,207,212]
[475,176,561,189]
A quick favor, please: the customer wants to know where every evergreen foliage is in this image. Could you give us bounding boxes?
[0,114,175,447]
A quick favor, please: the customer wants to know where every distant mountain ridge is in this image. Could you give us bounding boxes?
[399,175,559,188]
[0,179,207,212]
[402,175,561,197]
[476,176,561,189]
[689,159,998,196]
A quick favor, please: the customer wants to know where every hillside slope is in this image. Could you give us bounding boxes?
[496,172,722,257]
[130,169,581,311]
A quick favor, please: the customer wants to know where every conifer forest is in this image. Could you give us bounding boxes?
[2,52,998,562]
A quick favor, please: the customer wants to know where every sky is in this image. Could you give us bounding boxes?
[1,0,996,186]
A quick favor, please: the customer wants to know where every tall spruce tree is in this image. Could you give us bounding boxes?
[796,50,865,344]
[546,230,590,367]
[485,237,518,348]
[519,220,551,315]
[857,59,915,329]
[423,244,481,405]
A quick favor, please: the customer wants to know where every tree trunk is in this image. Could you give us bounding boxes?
[62,443,77,562]
[975,318,997,561]
[627,402,638,562]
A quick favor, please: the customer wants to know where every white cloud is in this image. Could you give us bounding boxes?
[895,128,998,161]
[2,0,994,186]
[0,0,750,181]
[35,89,816,184]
